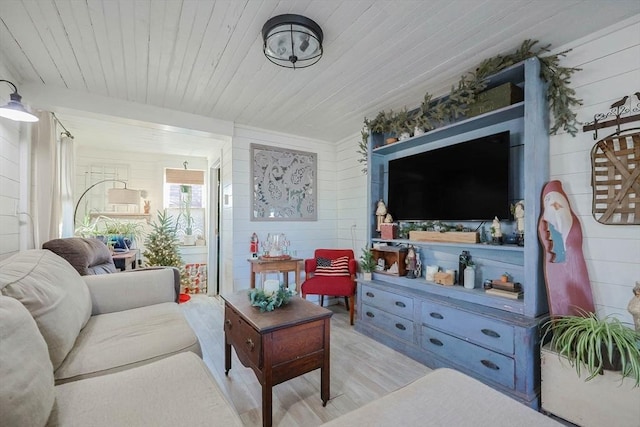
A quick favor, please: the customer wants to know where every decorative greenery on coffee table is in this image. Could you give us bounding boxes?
[541,309,640,386]
[358,39,582,174]
[248,287,295,312]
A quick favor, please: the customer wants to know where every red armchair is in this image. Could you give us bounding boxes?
[301,249,357,325]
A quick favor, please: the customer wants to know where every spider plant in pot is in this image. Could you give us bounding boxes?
[359,248,377,281]
[179,185,195,246]
[541,309,640,386]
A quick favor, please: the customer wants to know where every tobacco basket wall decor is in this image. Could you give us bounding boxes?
[251,144,317,221]
[590,128,640,225]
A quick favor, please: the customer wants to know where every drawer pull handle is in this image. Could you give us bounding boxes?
[366,311,375,318]
[225,319,232,328]
[245,338,255,351]
[481,359,500,370]
[366,292,375,298]
[430,312,444,319]
[429,338,444,346]
[395,323,406,331]
[481,329,500,338]
[395,301,406,308]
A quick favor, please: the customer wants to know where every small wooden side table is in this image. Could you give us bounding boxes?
[112,250,138,271]
[248,257,303,294]
[222,291,332,427]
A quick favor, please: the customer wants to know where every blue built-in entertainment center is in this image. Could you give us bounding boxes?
[356,57,549,408]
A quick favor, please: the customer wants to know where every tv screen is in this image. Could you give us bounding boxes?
[387,131,510,221]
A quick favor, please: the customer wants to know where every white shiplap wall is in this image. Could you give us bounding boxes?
[0,62,24,259]
[549,16,640,322]
[228,125,339,292]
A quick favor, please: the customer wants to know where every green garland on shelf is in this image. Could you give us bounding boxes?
[358,40,582,174]
[248,286,295,312]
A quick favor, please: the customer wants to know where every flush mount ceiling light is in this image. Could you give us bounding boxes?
[262,14,323,69]
[0,79,39,122]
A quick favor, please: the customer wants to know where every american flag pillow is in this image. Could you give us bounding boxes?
[314,256,350,277]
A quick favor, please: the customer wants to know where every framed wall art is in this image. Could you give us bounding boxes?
[250,144,317,221]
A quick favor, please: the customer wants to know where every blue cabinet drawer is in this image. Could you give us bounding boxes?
[421,301,514,354]
[422,326,515,389]
[361,285,413,319]
[362,303,415,343]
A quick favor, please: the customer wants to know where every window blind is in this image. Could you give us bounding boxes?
[165,169,205,185]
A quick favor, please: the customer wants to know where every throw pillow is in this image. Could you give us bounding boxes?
[315,256,350,277]
[0,250,92,370]
[0,296,55,427]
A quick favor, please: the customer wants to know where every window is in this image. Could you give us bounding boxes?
[164,168,206,241]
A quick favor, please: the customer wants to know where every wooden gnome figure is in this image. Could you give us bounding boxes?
[405,245,417,279]
[375,199,387,232]
[491,216,503,244]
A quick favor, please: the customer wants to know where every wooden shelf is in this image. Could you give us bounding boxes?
[373,102,524,155]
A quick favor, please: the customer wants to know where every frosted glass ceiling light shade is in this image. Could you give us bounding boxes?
[262,14,323,69]
[0,79,39,122]
[108,188,141,205]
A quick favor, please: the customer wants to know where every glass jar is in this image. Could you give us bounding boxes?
[463,265,476,289]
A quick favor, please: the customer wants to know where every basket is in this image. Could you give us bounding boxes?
[590,129,640,225]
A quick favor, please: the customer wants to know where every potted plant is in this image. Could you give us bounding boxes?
[392,108,413,140]
[412,111,429,136]
[75,215,144,250]
[359,247,377,281]
[541,309,640,386]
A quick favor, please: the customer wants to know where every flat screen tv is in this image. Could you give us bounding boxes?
[387,131,510,221]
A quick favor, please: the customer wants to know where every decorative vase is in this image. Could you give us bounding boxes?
[414,126,425,136]
[183,235,196,246]
[463,265,476,289]
[363,272,372,281]
[398,132,411,140]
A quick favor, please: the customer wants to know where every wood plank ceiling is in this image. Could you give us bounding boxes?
[0,0,639,146]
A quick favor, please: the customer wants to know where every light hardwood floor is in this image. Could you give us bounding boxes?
[181,294,431,427]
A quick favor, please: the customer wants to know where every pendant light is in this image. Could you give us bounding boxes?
[0,79,39,122]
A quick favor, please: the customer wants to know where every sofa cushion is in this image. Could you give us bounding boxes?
[0,295,55,427]
[320,368,561,426]
[54,302,202,384]
[0,250,92,370]
[43,237,117,275]
[48,352,243,427]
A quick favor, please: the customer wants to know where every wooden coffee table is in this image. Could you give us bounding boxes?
[222,291,332,427]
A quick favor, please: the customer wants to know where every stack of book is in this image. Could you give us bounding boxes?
[485,280,523,299]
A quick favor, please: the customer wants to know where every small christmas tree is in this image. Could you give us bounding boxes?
[143,211,191,291]
[143,210,183,267]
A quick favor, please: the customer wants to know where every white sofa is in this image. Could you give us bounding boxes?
[0,249,243,426]
[0,250,201,384]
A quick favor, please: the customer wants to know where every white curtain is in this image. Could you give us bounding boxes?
[32,111,58,247]
[59,135,75,237]
[31,112,75,245]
